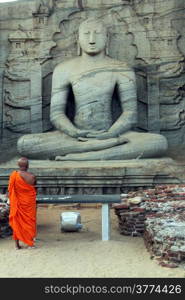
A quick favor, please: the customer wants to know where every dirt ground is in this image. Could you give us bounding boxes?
[0,205,185,278]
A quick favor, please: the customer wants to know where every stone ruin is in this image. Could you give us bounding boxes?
[0,194,12,238]
[114,185,185,268]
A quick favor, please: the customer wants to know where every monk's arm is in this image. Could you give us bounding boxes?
[50,65,88,138]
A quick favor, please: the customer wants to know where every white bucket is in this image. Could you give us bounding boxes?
[60,211,82,232]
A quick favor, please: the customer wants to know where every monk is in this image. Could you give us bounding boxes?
[8,157,37,249]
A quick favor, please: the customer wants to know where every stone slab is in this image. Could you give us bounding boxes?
[0,158,184,194]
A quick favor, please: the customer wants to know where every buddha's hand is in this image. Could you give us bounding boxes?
[87,132,130,144]
[86,130,113,140]
[76,129,107,141]
[72,129,91,139]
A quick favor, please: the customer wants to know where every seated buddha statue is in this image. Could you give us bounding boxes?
[17,18,168,160]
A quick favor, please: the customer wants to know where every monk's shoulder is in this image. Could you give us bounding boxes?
[21,171,36,181]
[9,170,17,178]
[23,172,36,185]
[27,172,36,180]
[10,170,17,175]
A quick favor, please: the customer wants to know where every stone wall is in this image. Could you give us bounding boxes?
[0,0,185,157]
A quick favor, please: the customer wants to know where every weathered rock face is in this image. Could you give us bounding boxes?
[0,0,185,158]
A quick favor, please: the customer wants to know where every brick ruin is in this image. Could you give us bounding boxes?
[114,185,185,268]
[0,194,12,238]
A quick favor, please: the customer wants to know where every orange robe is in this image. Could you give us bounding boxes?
[8,170,36,246]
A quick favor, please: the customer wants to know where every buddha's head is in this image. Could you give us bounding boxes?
[78,18,108,56]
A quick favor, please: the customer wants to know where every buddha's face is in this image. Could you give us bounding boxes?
[78,20,107,55]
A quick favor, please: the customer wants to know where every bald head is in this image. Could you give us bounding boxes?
[17,157,29,170]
